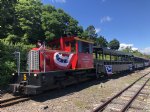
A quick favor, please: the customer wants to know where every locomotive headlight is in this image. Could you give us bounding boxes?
[23,74,27,81]
[34,74,37,77]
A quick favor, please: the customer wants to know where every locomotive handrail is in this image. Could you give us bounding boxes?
[13,51,20,76]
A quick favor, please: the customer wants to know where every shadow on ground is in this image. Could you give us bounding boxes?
[31,70,141,102]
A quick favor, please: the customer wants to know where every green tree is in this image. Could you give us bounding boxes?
[96,36,108,47]
[76,26,84,38]
[80,31,88,39]
[42,6,81,41]
[108,39,120,50]
[121,46,132,53]
[0,0,17,39]
[42,7,65,39]
[0,39,34,86]
[15,0,43,44]
[132,50,143,57]
[1,1,82,43]
[66,17,79,36]
[85,25,97,40]
[121,47,150,59]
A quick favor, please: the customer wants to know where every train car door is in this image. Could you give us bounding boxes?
[76,39,94,69]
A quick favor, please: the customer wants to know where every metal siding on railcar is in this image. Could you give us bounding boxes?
[93,47,134,77]
[133,57,146,69]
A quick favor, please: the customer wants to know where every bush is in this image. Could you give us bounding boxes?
[0,39,35,86]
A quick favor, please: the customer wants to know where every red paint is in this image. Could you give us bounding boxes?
[30,37,94,72]
[77,53,93,68]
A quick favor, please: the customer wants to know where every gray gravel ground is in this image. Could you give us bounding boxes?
[1,67,150,112]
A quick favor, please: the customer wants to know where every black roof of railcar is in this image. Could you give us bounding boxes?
[134,56,150,61]
[93,46,133,57]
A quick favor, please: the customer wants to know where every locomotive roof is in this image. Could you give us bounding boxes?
[74,37,94,44]
[48,36,94,44]
[93,46,133,56]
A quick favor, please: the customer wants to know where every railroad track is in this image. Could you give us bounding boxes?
[0,96,30,108]
[92,72,150,112]
[1,71,150,109]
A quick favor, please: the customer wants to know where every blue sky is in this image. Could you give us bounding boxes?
[42,0,150,54]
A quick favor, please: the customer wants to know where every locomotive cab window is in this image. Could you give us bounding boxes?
[65,41,76,52]
[50,43,60,50]
[78,41,93,53]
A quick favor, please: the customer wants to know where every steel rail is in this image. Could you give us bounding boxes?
[0,97,30,108]
[0,96,25,104]
[92,72,150,112]
[0,95,30,108]
[121,78,150,112]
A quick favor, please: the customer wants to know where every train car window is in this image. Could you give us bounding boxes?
[65,41,70,46]
[105,55,110,60]
[97,53,103,60]
[93,53,96,59]
[78,41,90,53]
[64,41,76,52]
[71,41,76,52]
[52,44,60,50]
[99,54,102,60]
[78,41,82,52]
[82,42,89,53]
[111,56,115,61]
[50,42,60,50]
[111,56,113,61]
[89,44,93,54]
[118,56,122,61]
[114,56,118,61]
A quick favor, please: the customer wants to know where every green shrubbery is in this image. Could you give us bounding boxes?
[0,39,34,86]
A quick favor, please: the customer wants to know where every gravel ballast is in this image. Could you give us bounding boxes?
[1,67,150,112]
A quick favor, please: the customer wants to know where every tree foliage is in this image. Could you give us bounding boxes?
[0,0,17,38]
[0,39,34,86]
[42,6,81,41]
[108,38,120,50]
[15,0,43,44]
[85,25,97,40]
[96,36,108,47]
[121,47,150,59]
[0,0,83,44]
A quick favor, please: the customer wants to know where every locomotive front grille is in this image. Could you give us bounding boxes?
[27,50,39,70]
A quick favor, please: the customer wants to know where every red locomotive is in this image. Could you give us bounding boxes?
[34,36,94,72]
[9,36,150,95]
[10,37,95,94]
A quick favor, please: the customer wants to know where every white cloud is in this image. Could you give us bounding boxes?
[132,47,138,51]
[119,43,150,55]
[95,28,101,33]
[140,47,150,55]
[51,0,66,3]
[119,43,138,51]
[100,16,112,23]
[120,43,133,49]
